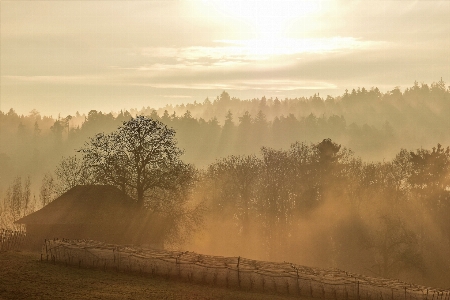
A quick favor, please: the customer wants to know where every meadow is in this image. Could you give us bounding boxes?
[0,250,297,300]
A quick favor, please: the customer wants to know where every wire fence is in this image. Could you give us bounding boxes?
[0,229,27,251]
[43,239,450,299]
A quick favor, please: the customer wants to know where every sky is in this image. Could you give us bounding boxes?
[1,0,450,117]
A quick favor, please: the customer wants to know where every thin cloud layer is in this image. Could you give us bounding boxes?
[1,0,449,116]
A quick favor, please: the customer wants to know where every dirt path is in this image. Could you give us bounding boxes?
[0,251,297,300]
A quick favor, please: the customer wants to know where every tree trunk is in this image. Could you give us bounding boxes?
[137,186,144,208]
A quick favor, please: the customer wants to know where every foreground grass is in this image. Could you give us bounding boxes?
[0,251,298,300]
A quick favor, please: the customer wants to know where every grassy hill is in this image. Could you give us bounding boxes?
[0,251,297,300]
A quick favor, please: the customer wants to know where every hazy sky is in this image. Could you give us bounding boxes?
[1,0,450,116]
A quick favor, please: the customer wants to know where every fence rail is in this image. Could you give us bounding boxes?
[0,229,27,251]
[42,239,450,299]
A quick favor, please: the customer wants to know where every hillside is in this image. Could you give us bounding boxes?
[0,251,295,300]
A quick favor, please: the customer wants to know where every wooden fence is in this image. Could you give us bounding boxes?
[43,239,450,299]
[0,229,27,251]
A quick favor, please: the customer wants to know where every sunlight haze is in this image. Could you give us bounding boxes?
[1,0,450,116]
[3,0,450,292]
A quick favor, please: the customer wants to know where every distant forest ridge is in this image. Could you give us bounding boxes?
[2,79,450,124]
[1,79,449,168]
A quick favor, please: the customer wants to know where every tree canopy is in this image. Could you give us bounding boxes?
[79,115,195,208]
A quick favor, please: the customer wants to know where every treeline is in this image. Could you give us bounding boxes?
[1,80,450,286]
[198,139,450,287]
[151,79,450,160]
[1,80,449,168]
[3,136,446,287]
[2,80,449,185]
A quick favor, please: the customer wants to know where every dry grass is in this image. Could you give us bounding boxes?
[0,251,299,300]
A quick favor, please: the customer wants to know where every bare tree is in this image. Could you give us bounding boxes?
[0,176,32,229]
[54,155,93,195]
[207,155,261,237]
[39,172,56,207]
[369,215,425,278]
[78,116,202,245]
[79,115,194,208]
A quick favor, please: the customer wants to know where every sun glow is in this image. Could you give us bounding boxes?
[199,0,322,40]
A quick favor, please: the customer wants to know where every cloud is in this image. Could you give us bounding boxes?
[2,0,450,116]
[129,80,337,91]
[108,36,386,91]
[163,95,193,99]
[2,75,108,84]
[139,37,386,64]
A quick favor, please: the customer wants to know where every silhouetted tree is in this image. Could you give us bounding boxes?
[236,111,253,154]
[258,147,295,259]
[7,177,22,221]
[217,110,236,156]
[409,144,450,212]
[39,172,56,207]
[370,215,424,278]
[79,115,195,209]
[207,155,261,237]
[54,155,93,195]
[50,119,64,146]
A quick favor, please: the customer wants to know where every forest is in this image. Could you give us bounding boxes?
[1,80,450,288]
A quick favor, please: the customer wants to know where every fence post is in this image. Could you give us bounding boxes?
[117,248,120,271]
[357,281,360,300]
[45,239,49,261]
[237,256,241,289]
[176,254,181,278]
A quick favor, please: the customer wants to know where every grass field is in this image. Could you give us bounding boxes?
[0,251,299,300]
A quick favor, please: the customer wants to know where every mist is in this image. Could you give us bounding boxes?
[2,82,450,288]
[186,138,450,288]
